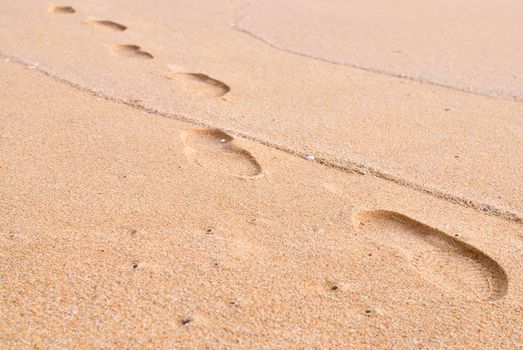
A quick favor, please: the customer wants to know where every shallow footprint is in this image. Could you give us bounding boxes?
[87,19,127,31]
[111,44,153,59]
[353,210,508,301]
[168,71,230,97]
[48,6,75,13]
[180,128,262,178]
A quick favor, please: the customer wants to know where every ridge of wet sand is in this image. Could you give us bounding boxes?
[1,51,520,224]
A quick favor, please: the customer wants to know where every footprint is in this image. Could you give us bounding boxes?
[86,19,127,31]
[111,44,153,59]
[168,70,230,97]
[353,210,508,301]
[180,128,262,178]
[48,6,75,13]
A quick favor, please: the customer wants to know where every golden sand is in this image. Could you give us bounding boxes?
[1,1,522,348]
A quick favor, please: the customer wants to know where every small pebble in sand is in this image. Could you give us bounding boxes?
[482,205,493,213]
[181,316,193,325]
[229,300,240,307]
[305,154,315,161]
[220,138,226,143]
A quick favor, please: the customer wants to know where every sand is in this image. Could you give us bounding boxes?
[1,0,521,220]
[236,0,523,101]
[0,0,522,348]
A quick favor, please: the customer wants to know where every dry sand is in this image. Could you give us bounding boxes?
[0,0,522,348]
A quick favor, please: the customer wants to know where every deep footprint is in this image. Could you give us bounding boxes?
[111,44,153,59]
[48,6,75,13]
[353,210,508,301]
[87,19,127,31]
[180,128,262,178]
[168,72,230,97]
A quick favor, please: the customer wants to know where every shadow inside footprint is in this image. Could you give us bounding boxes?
[48,6,75,13]
[353,210,508,301]
[180,128,262,178]
[168,72,230,97]
[87,19,127,31]
[111,44,153,59]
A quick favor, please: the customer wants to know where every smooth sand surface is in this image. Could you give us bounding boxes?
[237,0,523,101]
[1,0,522,348]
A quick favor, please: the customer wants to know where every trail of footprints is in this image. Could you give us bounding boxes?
[47,5,509,302]
[48,5,229,94]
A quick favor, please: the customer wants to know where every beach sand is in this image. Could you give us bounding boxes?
[1,0,522,348]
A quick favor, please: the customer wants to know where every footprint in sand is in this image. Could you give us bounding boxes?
[111,44,153,59]
[48,6,75,13]
[86,19,127,31]
[180,128,262,178]
[353,210,508,301]
[168,68,230,97]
